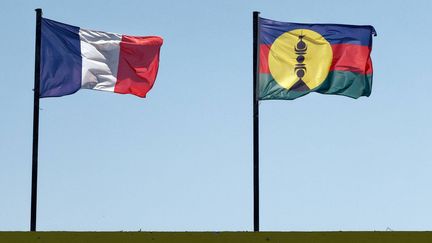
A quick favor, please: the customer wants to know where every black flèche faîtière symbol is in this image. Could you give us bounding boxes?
[294,35,307,82]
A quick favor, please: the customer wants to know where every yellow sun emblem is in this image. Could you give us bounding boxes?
[268,29,333,91]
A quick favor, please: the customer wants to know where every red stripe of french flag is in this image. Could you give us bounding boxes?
[115,35,163,97]
[259,43,372,75]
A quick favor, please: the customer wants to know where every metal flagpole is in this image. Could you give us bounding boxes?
[252,11,260,232]
[31,8,42,232]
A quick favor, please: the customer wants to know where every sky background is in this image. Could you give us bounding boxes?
[1,0,432,232]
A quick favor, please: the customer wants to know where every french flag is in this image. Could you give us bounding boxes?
[40,18,163,98]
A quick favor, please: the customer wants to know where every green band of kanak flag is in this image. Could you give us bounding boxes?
[259,71,373,100]
[258,17,376,100]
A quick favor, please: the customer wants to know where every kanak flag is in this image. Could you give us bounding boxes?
[258,17,376,100]
[40,18,163,98]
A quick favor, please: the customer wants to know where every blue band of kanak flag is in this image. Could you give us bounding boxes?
[260,17,376,46]
[40,18,163,98]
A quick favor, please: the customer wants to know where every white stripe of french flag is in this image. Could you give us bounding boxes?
[40,18,163,98]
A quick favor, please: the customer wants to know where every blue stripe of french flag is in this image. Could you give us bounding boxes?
[40,18,163,98]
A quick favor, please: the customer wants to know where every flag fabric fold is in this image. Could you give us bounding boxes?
[258,17,376,100]
[40,18,163,98]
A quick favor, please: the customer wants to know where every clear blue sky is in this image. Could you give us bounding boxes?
[1,0,432,231]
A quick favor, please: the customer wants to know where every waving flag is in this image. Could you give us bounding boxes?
[40,18,163,98]
[258,17,376,100]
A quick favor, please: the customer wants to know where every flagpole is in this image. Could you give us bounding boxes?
[31,8,42,232]
[252,11,260,232]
